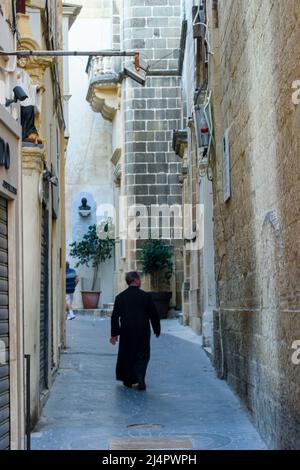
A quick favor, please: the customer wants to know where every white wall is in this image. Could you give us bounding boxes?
[66,4,114,307]
[62,16,70,137]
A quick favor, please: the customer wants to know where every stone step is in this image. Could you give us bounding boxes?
[73,309,111,318]
[99,308,113,318]
[103,303,114,309]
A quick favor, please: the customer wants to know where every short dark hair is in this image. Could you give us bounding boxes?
[125,271,140,285]
[66,261,70,269]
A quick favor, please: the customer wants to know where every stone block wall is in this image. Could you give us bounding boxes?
[121,0,183,299]
[210,0,300,449]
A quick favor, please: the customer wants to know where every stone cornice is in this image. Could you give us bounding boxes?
[62,3,82,29]
[22,145,45,172]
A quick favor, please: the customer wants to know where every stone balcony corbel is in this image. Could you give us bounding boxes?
[17,37,54,88]
[86,57,121,121]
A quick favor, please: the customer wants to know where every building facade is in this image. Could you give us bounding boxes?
[65,0,115,310]
[0,0,25,450]
[178,0,300,450]
[16,0,67,426]
[87,0,184,304]
[210,0,300,449]
[175,0,216,349]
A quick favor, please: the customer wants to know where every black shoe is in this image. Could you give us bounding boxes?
[123,381,132,388]
[137,382,146,391]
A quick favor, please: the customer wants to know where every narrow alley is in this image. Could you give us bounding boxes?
[31,315,266,451]
[1,0,300,456]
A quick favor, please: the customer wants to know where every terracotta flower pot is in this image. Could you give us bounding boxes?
[149,291,172,319]
[81,291,100,309]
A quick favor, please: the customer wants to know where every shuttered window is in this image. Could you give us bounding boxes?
[0,197,10,450]
[40,207,49,393]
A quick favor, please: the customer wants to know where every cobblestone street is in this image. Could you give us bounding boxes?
[32,316,267,450]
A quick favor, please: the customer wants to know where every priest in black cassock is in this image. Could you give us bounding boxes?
[110,271,161,391]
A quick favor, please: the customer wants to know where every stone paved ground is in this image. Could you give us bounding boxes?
[32,316,267,450]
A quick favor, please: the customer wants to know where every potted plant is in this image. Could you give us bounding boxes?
[140,239,173,319]
[69,221,115,309]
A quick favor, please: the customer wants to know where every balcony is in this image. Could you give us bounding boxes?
[86,56,121,121]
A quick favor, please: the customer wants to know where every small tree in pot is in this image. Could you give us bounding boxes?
[139,239,173,319]
[69,221,115,309]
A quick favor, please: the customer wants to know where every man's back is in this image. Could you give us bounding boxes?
[112,286,160,337]
[66,267,77,294]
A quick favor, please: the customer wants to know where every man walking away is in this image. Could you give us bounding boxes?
[66,261,79,320]
[110,272,161,391]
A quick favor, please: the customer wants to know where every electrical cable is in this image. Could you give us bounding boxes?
[192,1,213,55]
[146,49,177,71]
[192,2,215,181]
[216,254,226,379]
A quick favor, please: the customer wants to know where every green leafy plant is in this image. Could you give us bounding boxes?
[69,222,115,291]
[139,239,173,291]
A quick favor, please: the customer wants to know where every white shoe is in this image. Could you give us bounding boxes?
[67,311,76,320]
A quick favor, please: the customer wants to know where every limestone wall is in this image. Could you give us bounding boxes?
[211,0,300,449]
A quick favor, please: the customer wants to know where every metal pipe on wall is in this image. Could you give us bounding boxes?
[24,354,31,450]
[0,50,138,57]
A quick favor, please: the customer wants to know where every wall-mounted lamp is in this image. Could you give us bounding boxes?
[194,104,210,149]
[123,57,148,86]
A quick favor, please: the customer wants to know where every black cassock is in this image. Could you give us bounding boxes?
[21,106,38,140]
[111,286,161,385]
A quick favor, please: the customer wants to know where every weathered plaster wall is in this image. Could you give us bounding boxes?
[66,1,115,307]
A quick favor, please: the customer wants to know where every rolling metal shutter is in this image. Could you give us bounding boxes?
[40,206,49,393]
[0,197,9,450]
